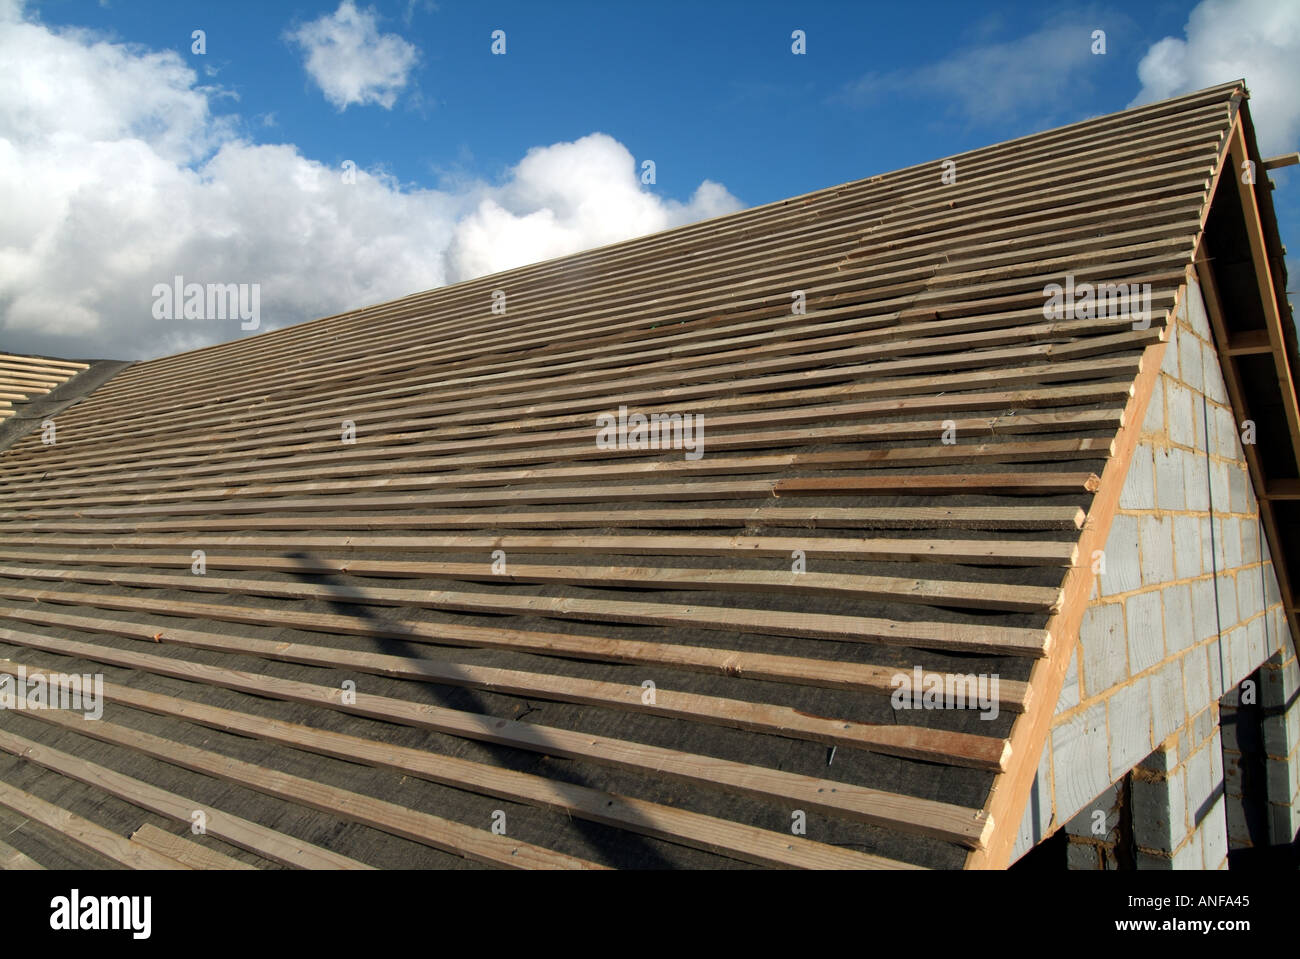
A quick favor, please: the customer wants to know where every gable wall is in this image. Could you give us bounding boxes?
[1011,277,1300,864]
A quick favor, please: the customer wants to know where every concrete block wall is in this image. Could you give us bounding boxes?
[1259,648,1300,843]
[1129,704,1229,869]
[1220,669,1270,851]
[1060,780,1127,869]
[1010,277,1297,864]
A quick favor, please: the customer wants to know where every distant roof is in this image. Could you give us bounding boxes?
[0,80,1290,869]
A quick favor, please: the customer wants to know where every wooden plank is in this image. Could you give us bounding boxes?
[1263,479,1300,500]
[0,774,187,869]
[0,506,1089,534]
[0,594,1032,708]
[0,425,1126,497]
[773,473,1100,496]
[1224,329,1273,355]
[0,606,1010,767]
[8,710,603,871]
[0,353,88,370]
[0,472,1103,518]
[0,570,1051,655]
[0,837,45,870]
[1261,152,1299,170]
[0,628,996,847]
[0,531,1081,568]
[0,725,371,870]
[129,823,258,870]
[0,552,1062,614]
[8,661,922,869]
[10,365,1137,467]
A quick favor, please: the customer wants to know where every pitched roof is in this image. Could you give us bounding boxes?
[0,80,1289,869]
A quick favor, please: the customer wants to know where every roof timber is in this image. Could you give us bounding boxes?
[2,80,1289,870]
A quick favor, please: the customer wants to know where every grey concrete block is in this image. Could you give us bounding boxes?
[1208,641,1226,699]
[1183,449,1210,510]
[1268,801,1297,845]
[1210,728,1223,783]
[1185,740,1215,811]
[1203,351,1229,405]
[1214,406,1239,461]
[1192,704,1216,748]
[1264,651,1300,703]
[1241,518,1260,564]
[1199,517,1215,578]
[1162,583,1194,654]
[1246,608,1268,668]
[1221,516,1243,571]
[1150,659,1186,747]
[1126,592,1165,672]
[1119,446,1156,511]
[1215,575,1238,629]
[1133,769,1184,852]
[1110,679,1154,781]
[1203,803,1229,867]
[1186,283,1212,339]
[1229,626,1252,688]
[1081,602,1129,695]
[1210,461,1231,514]
[1139,515,1175,587]
[1172,516,1201,579]
[1183,647,1211,717]
[1191,577,1218,643]
[1154,447,1186,511]
[1173,827,1204,869]
[1178,327,1204,392]
[1228,463,1248,515]
[1099,514,1142,596]
[1220,700,1259,753]
[1167,382,1197,449]
[1261,713,1291,758]
[1237,565,1263,623]
[1264,563,1282,608]
[1067,841,1102,870]
[1138,737,1177,774]
[1051,701,1110,827]
[1064,780,1121,838]
[1142,380,1166,435]
[1265,754,1292,800]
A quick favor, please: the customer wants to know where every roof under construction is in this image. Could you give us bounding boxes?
[0,79,1294,870]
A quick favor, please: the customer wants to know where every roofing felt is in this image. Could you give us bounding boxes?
[0,80,1287,869]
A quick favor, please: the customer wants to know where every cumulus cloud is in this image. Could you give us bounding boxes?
[0,5,741,361]
[449,138,737,279]
[286,0,419,111]
[1132,0,1300,155]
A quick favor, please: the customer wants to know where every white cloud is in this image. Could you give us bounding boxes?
[1132,0,1300,155]
[449,137,737,279]
[0,5,741,360]
[841,16,1116,125]
[286,0,419,111]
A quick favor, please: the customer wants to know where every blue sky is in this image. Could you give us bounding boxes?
[3,0,1298,358]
